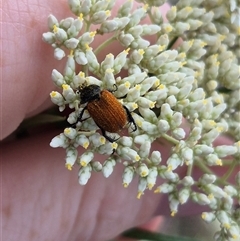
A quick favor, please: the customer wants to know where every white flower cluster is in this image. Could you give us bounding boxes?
[43,0,240,239]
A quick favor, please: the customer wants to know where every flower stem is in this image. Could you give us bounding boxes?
[162,133,179,145]
[94,34,116,55]
[218,160,237,184]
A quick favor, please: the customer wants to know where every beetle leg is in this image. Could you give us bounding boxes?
[100,127,119,142]
[123,106,137,132]
[107,84,118,93]
[72,105,88,128]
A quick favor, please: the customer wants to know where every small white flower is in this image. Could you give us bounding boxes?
[202,212,216,223]
[223,195,234,211]
[78,165,92,185]
[187,19,203,30]
[167,153,183,171]
[188,126,202,144]
[137,177,147,199]
[47,14,58,29]
[118,147,140,162]
[91,161,102,172]
[172,128,186,140]
[75,134,90,149]
[177,84,192,100]
[117,0,133,17]
[65,147,78,170]
[214,145,238,157]
[74,50,88,65]
[42,32,55,44]
[60,17,74,29]
[98,141,117,155]
[201,128,221,145]
[174,22,190,34]
[206,184,226,199]
[181,176,194,187]
[138,163,149,177]
[64,38,79,49]
[118,32,135,47]
[113,49,129,74]
[122,166,135,187]
[85,46,99,73]
[140,120,157,134]
[216,210,231,229]
[158,119,170,133]
[142,24,161,35]
[224,185,237,197]
[53,26,68,43]
[99,19,119,33]
[166,6,177,21]
[92,10,111,24]
[150,151,162,165]
[102,68,115,89]
[178,188,190,204]
[160,103,173,120]
[144,44,162,58]
[211,103,227,119]
[130,49,144,64]
[192,192,210,205]
[139,141,151,158]
[199,174,217,185]
[64,53,75,78]
[50,91,65,106]
[89,133,105,148]
[51,69,65,86]
[206,154,223,166]
[169,194,179,216]
[194,144,214,156]
[139,107,157,122]
[102,158,116,178]
[118,136,133,147]
[62,84,76,102]
[100,53,114,73]
[50,133,68,148]
[162,169,179,182]
[147,167,158,190]
[79,152,94,167]
[67,18,83,37]
[128,6,147,28]
[180,147,193,165]
[228,223,240,240]
[64,127,77,139]
[176,6,193,19]
[166,95,177,107]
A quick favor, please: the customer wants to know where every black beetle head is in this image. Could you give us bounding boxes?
[80,84,101,104]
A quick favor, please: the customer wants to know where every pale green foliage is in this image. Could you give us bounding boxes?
[43,1,240,240]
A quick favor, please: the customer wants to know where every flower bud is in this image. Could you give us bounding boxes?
[78,165,92,185]
[102,158,116,178]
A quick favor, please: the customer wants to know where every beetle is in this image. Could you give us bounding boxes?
[75,84,137,142]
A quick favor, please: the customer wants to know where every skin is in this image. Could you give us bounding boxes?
[1,1,235,241]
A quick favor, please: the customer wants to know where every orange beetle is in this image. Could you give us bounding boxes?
[76,84,137,142]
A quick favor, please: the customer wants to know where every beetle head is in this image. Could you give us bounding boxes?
[80,84,101,104]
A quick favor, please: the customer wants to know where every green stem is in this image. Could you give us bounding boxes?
[195,159,231,185]
[94,35,116,55]
[218,160,237,184]
[195,159,214,175]
[122,227,201,241]
[83,64,88,76]
[147,7,155,23]
[162,133,179,145]
[186,163,193,176]
[167,36,179,49]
